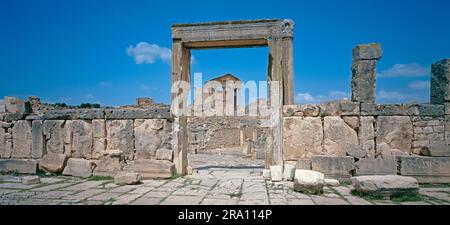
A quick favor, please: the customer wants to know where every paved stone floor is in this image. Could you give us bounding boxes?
[1,168,450,205]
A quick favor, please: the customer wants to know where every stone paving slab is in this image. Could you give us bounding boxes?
[1,168,450,205]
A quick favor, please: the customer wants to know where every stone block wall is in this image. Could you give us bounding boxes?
[0,108,175,178]
[187,116,269,158]
[283,102,446,160]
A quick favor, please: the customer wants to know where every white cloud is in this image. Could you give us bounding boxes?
[409,80,430,90]
[295,91,350,104]
[99,81,112,87]
[377,90,407,101]
[140,84,157,91]
[84,94,94,100]
[378,63,428,78]
[127,42,171,64]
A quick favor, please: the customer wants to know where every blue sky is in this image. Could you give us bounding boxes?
[1,0,449,106]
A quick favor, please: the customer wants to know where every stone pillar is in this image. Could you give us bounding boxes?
[351,43,382,103]
[431,59,450,104]
[171,40,190,176]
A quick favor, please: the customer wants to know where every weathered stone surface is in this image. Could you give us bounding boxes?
[123,160,175,179]
[343,116,359,130]
[351,60,377,103]
[421,143,450,157]
[293,169,325,194]
[31,120,44,159]
[0,159,37,174]
[359,116,375,158]
[323,116,358,156]
[105,108,171,119]
[4,113,25,122]
[22,176,40,185]
[283,104,320,117]
[431,59,450,104]
[43,109,104,120]
[0,121,12,128]
[346,145,366,159]
[351,175,419,196]
[92,119,106,138]
[0,128,5,158]
[352,43,382,61]
[283,117,323,160]
[355,159,397,176]
[62,158,94,178]
[156,148,173,161]
[39,153,68,173]
[270,165,283,182]
[114,171,141,185]
[43,120,65,155]
[282,164,295,181]
[318,101,360,117]
[262,169,271,179]
[376,116,413,154]
[134,119,165,160]
[296,159,311,170]
[106,120,134,159]
[311,156,354,180]
[93,157,122,177]
[376,142,409,159]
[12,120,32,158]
[70,120,93,159]
[324,179,340,187]
[398,156,450,183]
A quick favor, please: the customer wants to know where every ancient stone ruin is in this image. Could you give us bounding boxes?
[1,19,450,188]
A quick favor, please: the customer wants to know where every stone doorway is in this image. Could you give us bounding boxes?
[171,19,295,175]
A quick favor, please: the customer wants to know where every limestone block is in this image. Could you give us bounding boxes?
[43,109,104,120]
[343,116,359,130]
[22,176,40,185]
[104,108,171,119]
[293,169,325,194]
[134,119,164,160]
[0,159,37,174]
[43,120,65,155]
[359,116,375,158]
[355,159,397,176]
[70,120,93,159]
[93,156,122,177]
[12,120,32,158]
[92,119,106,138]
[351,175,419,196]
[270,165,283,182]
[283,117,323,160]
[39,153,68,173]
[123,159,175,179]
[376,116,413,154]
[398,156,450,183]
[0,128,5,158]
[62,158,95,178]
[114,171,141,185]
[262,169,271,179]
[421,143,450,157]
[324,179,340,187]
[155,148,173,161]
[106,120,134,160]
[352,43,382,61]
[311,156,354,180]
[282,164,295,181]
[296,159,311,170]
[323,116,358,156]
[31,120,44,159]
[92,138,107,159]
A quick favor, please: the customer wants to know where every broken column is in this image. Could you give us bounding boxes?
[431,59,450,104]
[351,43,382,103]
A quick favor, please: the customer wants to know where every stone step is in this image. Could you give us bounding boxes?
[123,160,175,179]
[0,159,37,174]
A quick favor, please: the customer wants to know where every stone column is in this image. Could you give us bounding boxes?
[267,39,284,167]
[171,40,190,176]
[351,43,382,103]
[431,59,450,104]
